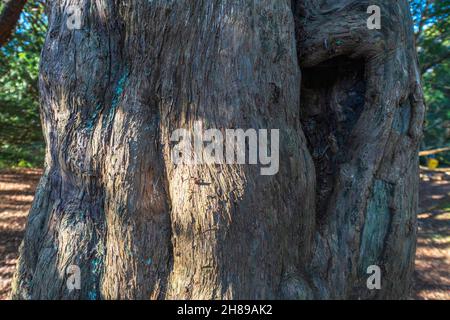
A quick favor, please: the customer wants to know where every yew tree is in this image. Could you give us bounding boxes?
[12,0,424,300]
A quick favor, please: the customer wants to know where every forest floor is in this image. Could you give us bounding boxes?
[0,168,42,300]
[414,168,450,300]
[0,168,449,300]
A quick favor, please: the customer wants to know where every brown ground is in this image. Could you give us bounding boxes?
[0,168,448,300]
[0,168,42,300]
[414,168,450,300]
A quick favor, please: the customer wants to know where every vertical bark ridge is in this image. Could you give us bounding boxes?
[152,0,315,299]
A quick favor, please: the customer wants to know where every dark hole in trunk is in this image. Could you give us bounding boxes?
[300,56,366,225]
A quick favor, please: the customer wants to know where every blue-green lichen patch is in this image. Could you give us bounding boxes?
[86,103,103,132]
[392,99,411,135]
[87,240,105,300]
[103,71,129,127]
[358,179,394,274]
[145,258,152,266]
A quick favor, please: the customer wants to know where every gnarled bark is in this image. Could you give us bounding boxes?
[293,0,424,299]
[12,0,424,300]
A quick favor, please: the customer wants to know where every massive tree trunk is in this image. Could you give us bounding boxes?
[12,0,424,300]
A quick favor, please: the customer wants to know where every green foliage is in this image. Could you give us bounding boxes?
[0,1,46,168]
[411,0,450,165]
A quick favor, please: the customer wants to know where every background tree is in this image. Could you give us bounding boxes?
[0,0,27,47]
[411,0,450,164]
[9,0,425,300]
[0,1,45,168]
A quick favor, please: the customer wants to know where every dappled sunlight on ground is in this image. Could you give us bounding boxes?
[0,169,42,299]
[413,168,450,300]
[414,209,450,300]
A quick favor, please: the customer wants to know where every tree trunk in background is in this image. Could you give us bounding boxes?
[0,0,27,47]
[12,0,424,300]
